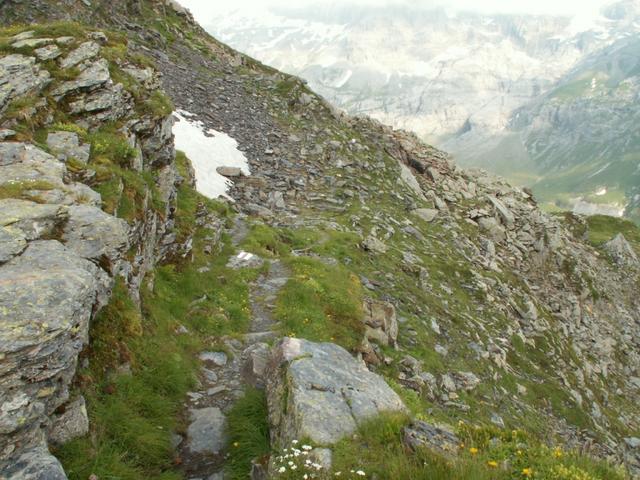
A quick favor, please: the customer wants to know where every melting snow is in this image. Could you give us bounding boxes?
[172,110,250,200]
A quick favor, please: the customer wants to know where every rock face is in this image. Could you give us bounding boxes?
[266,337,406,447]
[0,29,185,478]
[362,297,398,348]
[604,233,639,267]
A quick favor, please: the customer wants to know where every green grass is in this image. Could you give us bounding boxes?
[225,388,271,480]
[586,215,640,254]
[0,179,57,201]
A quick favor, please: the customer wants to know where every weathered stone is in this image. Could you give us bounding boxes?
[62,205,129,267]
[362,297,398,348]
[0,226,27,263]
[362,235,387,254]
[52,59,110,98]
[0,241,110,467]
[266,337,406,447]
[226,250,263,269]
[0,55,51,112]
[0,199,68,241]
[59,41,100,69]
[11,38,53,49]
[403,420,460,456]
[34,44,62,61]
[413,208,438,223]
[47,396,89,445]
[186,407,226,454]
[604,233,639,268]
[478,216,506,243]
[200,351,228,367]
[242,343,270,389]
[47,131,90,164]
[487,195,515,226]
[216,166,243,177]
[1,444,67,480]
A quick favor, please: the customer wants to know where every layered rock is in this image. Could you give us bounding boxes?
[266,337,406,449]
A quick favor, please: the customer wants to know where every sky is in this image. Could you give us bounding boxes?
[178,0,612,18]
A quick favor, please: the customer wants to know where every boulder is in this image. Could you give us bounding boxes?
[413,208,438,223]
[487,195,515,227]
[216,166,243,177]
[0,444,67,480]
[266,337,406,447]
[362,235,388,254]
[362,298,398,348]
[34,44,62,61]
[403,420,460,456]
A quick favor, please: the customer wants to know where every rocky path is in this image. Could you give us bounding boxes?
[179,217,289,480]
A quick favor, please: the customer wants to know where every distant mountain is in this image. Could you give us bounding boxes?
[203,0,640,220]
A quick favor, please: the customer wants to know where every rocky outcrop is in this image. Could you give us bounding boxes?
[0,29,185,478]
[266,337,406,449]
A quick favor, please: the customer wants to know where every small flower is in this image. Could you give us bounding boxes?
[553,447,563,458]
[292,439,299,444]
[487,460,498,468]
[522,467,533,477]
[278,466,286,473]
[233,441,239,447]
[469,447,479,455]
[356,471,366,476]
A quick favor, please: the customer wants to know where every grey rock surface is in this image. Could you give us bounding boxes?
[46,131,90,164]
[266,337,406,446]
[47,396,89,445]
[186,407,226,455]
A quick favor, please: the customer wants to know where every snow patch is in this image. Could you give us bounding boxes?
[172,110,250,200]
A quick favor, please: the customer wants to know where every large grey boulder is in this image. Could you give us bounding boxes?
[0,54,50,112]
[412,208,439,223]
[0,241,110,468]
[266,337,406,447]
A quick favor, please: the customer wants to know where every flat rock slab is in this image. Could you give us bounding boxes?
[266,337,406,447]
[226,250,263,269]
[199,351,228,367]
[186,407,226,455]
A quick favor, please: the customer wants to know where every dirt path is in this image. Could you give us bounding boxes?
[179,217,288,480]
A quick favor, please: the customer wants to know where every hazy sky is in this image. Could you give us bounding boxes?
[179,0,612,18]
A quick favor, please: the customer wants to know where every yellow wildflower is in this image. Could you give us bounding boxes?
[487,460,498,468]
[553,447,563,458]
[522,467,533,477]
[469,447,479,455]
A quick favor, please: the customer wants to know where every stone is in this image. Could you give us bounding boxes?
[88,31,109,44]
[604,233,639,267]
[200,351,228,367]
[47,131,91,163]
[478,217,506,243]
[490,413,505,428]
[0,199,68,241]
[186,407,226,454]
[625,437,640,449]
[0,226,27,263]
[398,161,425,199]
[10,31,35,42]
[34,44,62,61]
[403,420,460,456]
[11,38,54,49]
[487,196,515,226]
[62,205,129,268]
[0,54,51,112]
[0,444,67,480]
[47,396,89,445]
[0,241,110,471]
[226,250,264,269]
[362,235,387,254]
[242,342,270,389]
[52,59,111,98]
[216,166,243,177]
[59,41,101,69]
[453,371,481,391]
[413,208,439,223]
[0,129,16,141]
[362,297,398,348]
[266,337,406,447]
